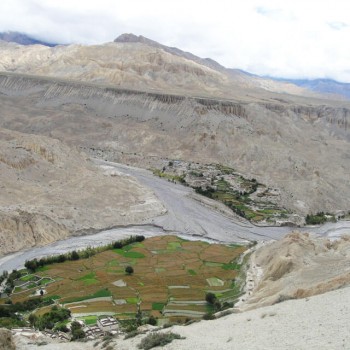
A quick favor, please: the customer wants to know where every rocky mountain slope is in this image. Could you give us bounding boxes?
[0,127,165,256]
[0,72,349,217]
[0,34,312,99]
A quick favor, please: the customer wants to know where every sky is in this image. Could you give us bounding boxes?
[1,0,350,82]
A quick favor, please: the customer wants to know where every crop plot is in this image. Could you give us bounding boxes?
[29,236,246,321]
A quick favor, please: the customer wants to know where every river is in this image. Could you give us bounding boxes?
[0,160,349,273]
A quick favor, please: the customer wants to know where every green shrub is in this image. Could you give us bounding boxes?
[138,332,183,349]
[205,292,217,304]
[305,212,328,225]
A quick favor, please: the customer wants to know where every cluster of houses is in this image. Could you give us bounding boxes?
[83,316,120,340]
[11,316,120,342]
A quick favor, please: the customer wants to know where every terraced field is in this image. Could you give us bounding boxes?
[153,162,291,224]
[11,236,246,323]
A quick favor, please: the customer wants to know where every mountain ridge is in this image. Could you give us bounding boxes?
[0,31,349,99]
[0,31,58,47]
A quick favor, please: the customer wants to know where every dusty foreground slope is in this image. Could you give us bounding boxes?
[0,128,165,256]
[12,275,350,350]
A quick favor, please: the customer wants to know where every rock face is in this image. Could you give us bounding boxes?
[0,328,15,350]
[241,232,350,310]
[0,127,165,256]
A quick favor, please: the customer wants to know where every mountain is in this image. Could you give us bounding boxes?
[0,33,310,100]
[0,32,348,100]
[114,33,229,72]
[0,31,58,47]
[273,77,350,99]
[0,33,349,218]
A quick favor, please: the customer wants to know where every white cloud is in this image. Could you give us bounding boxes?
[1,0,350,82]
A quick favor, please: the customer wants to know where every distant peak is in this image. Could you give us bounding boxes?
[114,33,140,43]
[114,33,160,46]
[0,31,58,47]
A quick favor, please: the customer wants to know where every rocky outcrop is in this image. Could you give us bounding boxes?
[240,232,350,310]
[0,210,69,255]
[0,127,165,256]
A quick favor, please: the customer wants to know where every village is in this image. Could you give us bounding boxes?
[11,315,120,342]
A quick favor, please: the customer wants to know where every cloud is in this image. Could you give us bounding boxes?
[0,0,350,82]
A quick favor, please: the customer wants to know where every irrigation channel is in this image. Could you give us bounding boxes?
[1,160,349,273]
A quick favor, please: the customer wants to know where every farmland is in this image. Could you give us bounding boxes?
[9,236,246,323]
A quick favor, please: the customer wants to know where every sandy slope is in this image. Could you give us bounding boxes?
[160,286,350,350]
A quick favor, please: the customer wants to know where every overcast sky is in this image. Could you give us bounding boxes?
[1,0,350,82]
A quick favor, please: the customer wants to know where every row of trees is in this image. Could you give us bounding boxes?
[24,235,145,272]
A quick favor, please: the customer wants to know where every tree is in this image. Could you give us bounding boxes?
[70,321,85,340]
[71,250,80,261]
[125,266,134,275]
[205,292,217,305]
[25,259,38,272]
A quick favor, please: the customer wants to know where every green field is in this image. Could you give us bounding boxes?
[10,236,246,323]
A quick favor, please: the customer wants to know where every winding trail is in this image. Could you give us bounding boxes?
[0,160,349,273]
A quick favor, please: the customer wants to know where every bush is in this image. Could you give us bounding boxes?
[305,212,328,225]
[125,266,134,275]
[138,332,183,349]
[147,315,157,326]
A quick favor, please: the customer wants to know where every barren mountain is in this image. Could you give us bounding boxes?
[0,72,349,217]
[0,35,312,99]
[0,127,165,256]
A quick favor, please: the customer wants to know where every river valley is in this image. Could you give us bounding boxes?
[1,160,349,273]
